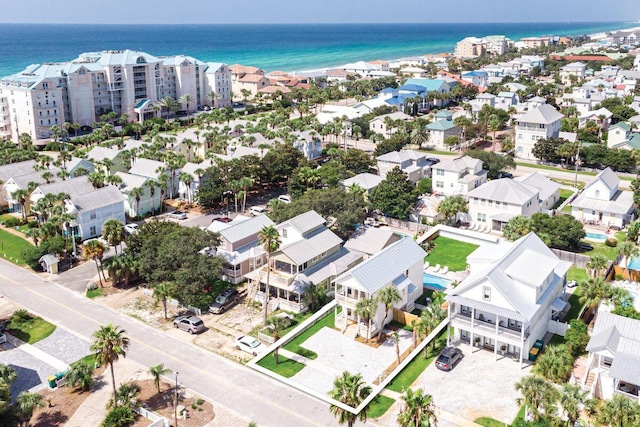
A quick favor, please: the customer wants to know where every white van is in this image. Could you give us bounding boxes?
[250,206,267,216]
[278,195,292,204]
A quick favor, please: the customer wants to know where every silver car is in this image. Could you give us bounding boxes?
[168,210,187,220]
[173,315,205,334]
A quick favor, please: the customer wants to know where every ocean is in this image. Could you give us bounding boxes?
[0,22,636,78]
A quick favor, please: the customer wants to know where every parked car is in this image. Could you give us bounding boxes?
[209,288,240,314]
[173,315,205,334]
[213,217,232,223]
[235,335,266,356]
[168,210,187,220]
[435,346,463,371]
[567,280,577,288]
[249,206,267,216]
[426,157,440,164]
[277,195,292,204]
[124,223,139,235]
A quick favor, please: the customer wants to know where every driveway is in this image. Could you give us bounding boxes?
[413,344,532,425]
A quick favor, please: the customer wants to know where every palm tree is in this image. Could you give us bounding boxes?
[617,241,639,280]
[376,287,401,340]
[158,96,177,123]
[258,225,281,324]
[145,180,157,216]
[65,360,94,391]
[397,387,438,427]
[149,363,171,394]
[586,253,608,278]
[558,383,593,427]
[90,324,130,409]
[265,314,290,364]
[130,187,144,220]
[179,172,194,204]
[240,176,253,212]
[355,298,377,342]
[302,282,325,313]
[112,382,141,409]
[0,364,17,386]
[579,277,612,311]
[12,189,30,220]
[514,375,558,422]
[597,394,640,427]
[102,219,125,255]
[24,228,41,247]
[180,94,194,121]
[532,344,574,383]
[153,282,176,320]
[82,239,107,286]
[329,371,372,427]
[16,391,45,427]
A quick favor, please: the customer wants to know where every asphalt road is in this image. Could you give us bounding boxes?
[0,259,341,427]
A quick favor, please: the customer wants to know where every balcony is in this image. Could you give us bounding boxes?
[335,292,361,307]
[450,313,529,341]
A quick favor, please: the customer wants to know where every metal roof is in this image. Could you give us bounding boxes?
[219,214,275,244]
[70,185,125,211]
[335,237,426,294]
[571,189,634,215]
[517,104,564,125]
[0,160,38,182]
[283,210,326,235]
[344,228,402,256]
[514,172,561,203]
[342,173,383,191]
[467,179,538,205]
[129,158,166,179]
[278,228,343,265]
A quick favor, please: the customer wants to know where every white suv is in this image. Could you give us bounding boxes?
[250,206,267,216]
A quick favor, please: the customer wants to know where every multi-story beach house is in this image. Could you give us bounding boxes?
[0,49,232,143]
[245,211,363,313]
[64,185,126,241]
[570,168,635,229]
[376,150,431,183]
[203,215,275,285]
[334,237,426,339]
[369,111,413,136]
[432,155,487,196]
[515,104,563,159]
[560,62,587,84]
[584,311,640,401]
[447,232,572,363]
[229,64,269,97]
[425,115,460,150]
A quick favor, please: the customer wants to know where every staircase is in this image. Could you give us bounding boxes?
[343,323,359,339]
[268,298,280,313]
[585,372,597,389]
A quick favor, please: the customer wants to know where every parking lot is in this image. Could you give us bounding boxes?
[413,344,532,425]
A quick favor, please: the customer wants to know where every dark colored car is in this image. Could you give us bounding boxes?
[435,346,463,371]
[213,217,232,223]
[209,288,240,314]
[426,157,440,164]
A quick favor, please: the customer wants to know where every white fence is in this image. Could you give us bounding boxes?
[133,406,170,427]
[547,319,569,336]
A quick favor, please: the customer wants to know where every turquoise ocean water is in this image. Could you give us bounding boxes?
[0,22,636,78]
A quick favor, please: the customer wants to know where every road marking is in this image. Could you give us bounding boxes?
[0,271,325,427]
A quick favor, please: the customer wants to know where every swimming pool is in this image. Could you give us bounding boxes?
[629,257,640,271]
[585,232,608,241]
[423,273,452,291]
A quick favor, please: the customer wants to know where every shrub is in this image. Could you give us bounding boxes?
[22,245,46,270]
[4,217,19,228]
[10,309,33,325]
[65,361,94,391]
[605,237,618,247]
[564,319,590,357]
[101,406,134,427]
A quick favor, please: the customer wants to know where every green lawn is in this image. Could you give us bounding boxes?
[386,332,447,393]
[7,315,56,344]
[72,354,98,367]
[86,288,105,299]
[0,228,33,265]
[425,236,479,272]
[548,333,565,347]
[552,189,574,210]
[474,417,507,427]
[582,242,619,261]
[565,285,585,321]
[567,267,588,283]
[256,353,306,378]
[282,310,335,360]
[366,395,395,418]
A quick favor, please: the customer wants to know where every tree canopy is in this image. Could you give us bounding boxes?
[369,167,418,219]
[503,213,585,251]
[463,149,516,179]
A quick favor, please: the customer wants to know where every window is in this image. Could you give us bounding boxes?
[435,181,444,188]
[90,210,97,220]
[282,229,287,238]
[595,190,600,198]
[483,286,491,301]
[89,226,96,236]
[436,169,444,176]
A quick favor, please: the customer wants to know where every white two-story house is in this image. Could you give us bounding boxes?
[425,117,460,151]
[334,237,427,339]
[203,214,275,284]
[376,150,431,183]
[447,232,572,363]
[514,172,561,211]
[570,167,635,229]
[467,179,540,232]
[432,155,487,196]
[246,210,363,312]
[64,185,126,241]
[584,311,640,402]
[515,104,563,159]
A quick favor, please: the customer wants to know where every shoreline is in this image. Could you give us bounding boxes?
[290,24,640,76]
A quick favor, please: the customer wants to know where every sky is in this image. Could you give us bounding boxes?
[2,0,640,24]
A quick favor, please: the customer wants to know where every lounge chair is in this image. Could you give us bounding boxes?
[441,266,449,275]
[484,226,491,234]
[433,264,441,273]
[423,261,430,271]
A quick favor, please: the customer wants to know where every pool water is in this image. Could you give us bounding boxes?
[629,257,640,271]
[585,232,608,241]
[423,273,452,291]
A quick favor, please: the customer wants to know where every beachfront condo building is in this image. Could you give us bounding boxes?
[0,49,232,143]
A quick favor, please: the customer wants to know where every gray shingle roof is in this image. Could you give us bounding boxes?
[335,237,427,294]
[344,227,402,256]
[467,179,538,205]
[514,172,561,203]
[10,169,61,189]
[584,167,619,194]
[129,158,166,179]
[34,176,94,197]
[0,160,38,182]
[87,146,120,163]
[436,155,481,173]
[517,104,563,125]
[115,172,148,192]
[70,185,125,211]
[342,173,383,191]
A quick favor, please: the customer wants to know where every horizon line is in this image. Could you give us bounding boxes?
[0,20,636,26]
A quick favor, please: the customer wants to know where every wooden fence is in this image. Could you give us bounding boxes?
[392,308,420,327]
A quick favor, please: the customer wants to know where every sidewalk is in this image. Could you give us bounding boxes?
[65,358,141,427]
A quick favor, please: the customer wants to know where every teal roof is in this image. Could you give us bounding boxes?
[613,134,640,150]
[612,122,631,132]
[426,120,457,131]
[434,110,453,119]
[134,98,150,109]
[498,92,516,98]
[404,78,448,92]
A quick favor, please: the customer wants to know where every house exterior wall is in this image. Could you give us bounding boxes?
[468,195,539,226]
[123,187,161,218]
[515,118,562,159]
[77,201,126,240]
